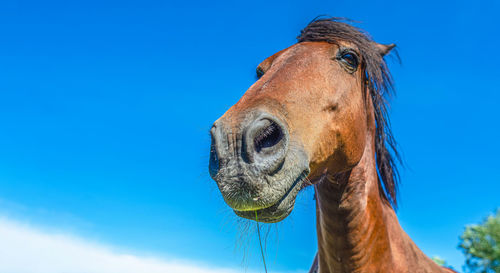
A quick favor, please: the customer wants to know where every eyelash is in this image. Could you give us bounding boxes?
[336,48,359,73]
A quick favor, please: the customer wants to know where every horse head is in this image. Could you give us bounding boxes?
[209,18,397,223]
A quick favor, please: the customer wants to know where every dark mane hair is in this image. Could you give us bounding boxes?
[297,17,402,209]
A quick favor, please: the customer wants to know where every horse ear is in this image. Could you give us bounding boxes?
[257,48,288,76]
[374,43,396,56]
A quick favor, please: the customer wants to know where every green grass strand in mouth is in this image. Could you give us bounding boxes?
[255,211,268,273]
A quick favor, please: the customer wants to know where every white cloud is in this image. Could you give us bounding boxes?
[0,217,260,273]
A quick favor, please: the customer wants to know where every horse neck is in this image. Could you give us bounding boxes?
[313,132,444,273]
[314,131,391,272]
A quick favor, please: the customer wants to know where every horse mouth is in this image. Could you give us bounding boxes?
[233,169,309,223]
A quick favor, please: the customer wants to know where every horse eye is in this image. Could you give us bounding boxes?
[341,52,358,68]
[337,49,359,73]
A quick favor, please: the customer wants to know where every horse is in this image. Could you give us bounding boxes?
[208,18,455,273]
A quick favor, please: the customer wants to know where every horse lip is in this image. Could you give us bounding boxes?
[233,169,309,214]
[234,207,292,223]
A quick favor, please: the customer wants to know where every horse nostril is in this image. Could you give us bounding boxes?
[209,126,221,177]
[245,115,288,173]
[253,120,284,153]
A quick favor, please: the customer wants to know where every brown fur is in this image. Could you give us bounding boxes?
[298,17,401,209]
[211,18,455,272]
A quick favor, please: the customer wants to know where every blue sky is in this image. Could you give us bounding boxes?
[0,0,499,272]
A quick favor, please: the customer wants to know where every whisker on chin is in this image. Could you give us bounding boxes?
[231,211,285,269]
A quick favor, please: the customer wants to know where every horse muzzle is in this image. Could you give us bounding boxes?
[209,110,309,222]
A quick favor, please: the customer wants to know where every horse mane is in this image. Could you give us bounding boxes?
[297,17,402,209]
